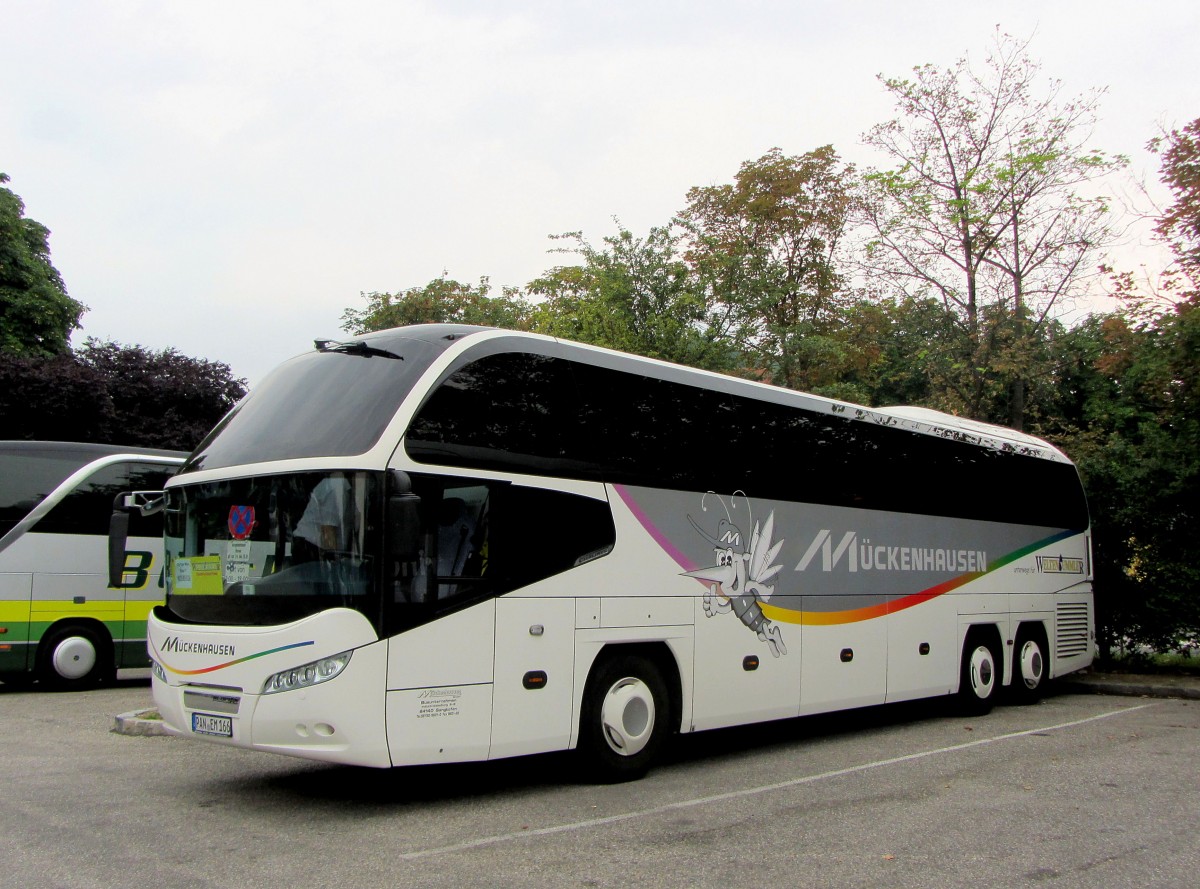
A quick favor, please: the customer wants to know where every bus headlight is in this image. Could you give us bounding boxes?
[262,651,353,695]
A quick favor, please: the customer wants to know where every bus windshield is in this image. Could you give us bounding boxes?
[182,335,445,473]
[163,471,383,629]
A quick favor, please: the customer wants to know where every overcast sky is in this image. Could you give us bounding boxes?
[3,1,1196,385]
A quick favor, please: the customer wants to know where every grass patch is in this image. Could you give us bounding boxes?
[1095,650,1200,676]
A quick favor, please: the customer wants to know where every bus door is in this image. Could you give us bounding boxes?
[0,573,33,674]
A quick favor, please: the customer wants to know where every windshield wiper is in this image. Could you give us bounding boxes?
[314,339,404,360]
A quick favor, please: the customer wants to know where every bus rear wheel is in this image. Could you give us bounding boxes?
[958,634,1000,716]
[38,624,110,690]
[1009,630,1048,704]
[578,653,670,783]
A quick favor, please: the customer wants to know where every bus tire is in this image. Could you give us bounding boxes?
[578,653,670,783]
[957,631,1001,716]
[0,672,35,690]
[38,623,111,690]
[1009,627,1049,704]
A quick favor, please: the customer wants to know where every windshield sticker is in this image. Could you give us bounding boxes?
[173,556,223,595]
[224,540,253,585]
[228,505,256,540]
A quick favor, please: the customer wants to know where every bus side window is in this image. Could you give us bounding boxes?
[434,484,489,599]
[32,461,176,538]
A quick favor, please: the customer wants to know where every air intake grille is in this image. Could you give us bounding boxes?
[1056,602,1090,658]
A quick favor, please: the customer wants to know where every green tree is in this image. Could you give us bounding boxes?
[341,275,531,335]
[0,173,86,355]
[677,146,856,389]
[527,225,732,371]
[1044,304,1200,656]
[859,34,1126,429]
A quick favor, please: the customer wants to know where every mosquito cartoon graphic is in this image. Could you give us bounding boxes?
[683,493,788,657]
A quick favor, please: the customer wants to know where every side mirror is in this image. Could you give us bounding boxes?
[108,500,131,588]
[108,491,167,587]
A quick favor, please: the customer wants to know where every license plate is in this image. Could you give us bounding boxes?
[192,713,233,737]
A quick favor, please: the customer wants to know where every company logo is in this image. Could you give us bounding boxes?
[160,636,237,658]
[1036,555,1085,575]
[796,529,987,574]
[419,688,463,701]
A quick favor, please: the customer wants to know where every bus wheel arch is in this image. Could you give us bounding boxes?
[577,642,680,782]
[1009,622,1050,704]
[37,620,114,690]
[957,625,1003,715]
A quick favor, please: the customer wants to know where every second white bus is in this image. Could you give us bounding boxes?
[1,441,185,688]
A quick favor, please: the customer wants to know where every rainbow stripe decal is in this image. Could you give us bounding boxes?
[613,484,1079,626]
[151,637,315,676]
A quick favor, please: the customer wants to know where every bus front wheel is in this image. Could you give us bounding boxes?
[38,624,111,690]
[578,653,670,782]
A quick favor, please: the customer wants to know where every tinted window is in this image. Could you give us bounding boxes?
[572,366,738,489]
[0,452,87,537]
[385,475,615,634]
[406,351,1087,530]
[185,338,443,473]
[405,352,591,477]
[33,462,178,537]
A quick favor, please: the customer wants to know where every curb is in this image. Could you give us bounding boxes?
[112,708,178,737]
[1056,678,1200,701]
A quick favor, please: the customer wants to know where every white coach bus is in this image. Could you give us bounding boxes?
[1,441,185,688]
[130,325,1094,779]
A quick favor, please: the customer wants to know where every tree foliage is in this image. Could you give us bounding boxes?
[527,225,732,371]
[0,340,247,451]
[0,350,114,442]
[859,33,1126,428]
[0,173,86,356]
[677,146,856,389]
[1060,116,1200,655]
[341,275,532,335]
[1153,118,1200,276]
[329,53,1193,655]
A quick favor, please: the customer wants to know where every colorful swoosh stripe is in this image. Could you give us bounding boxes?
[613,484,1081,626]
[151,638,315,676]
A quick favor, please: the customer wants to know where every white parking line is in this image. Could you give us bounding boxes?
[397,702,1156,861]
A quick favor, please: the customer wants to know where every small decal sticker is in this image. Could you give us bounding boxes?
[228,505,256,540]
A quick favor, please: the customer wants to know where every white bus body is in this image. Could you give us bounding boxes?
[144,326,1094,777]
[1,442,185,687]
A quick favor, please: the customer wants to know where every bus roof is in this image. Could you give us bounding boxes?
[0,441,189,461]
